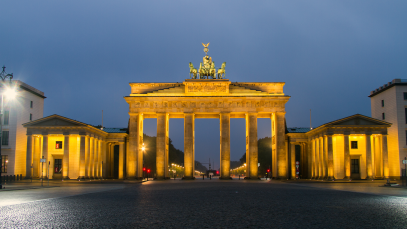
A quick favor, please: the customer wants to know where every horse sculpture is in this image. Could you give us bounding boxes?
[189,62,198,79]
[217,62,226,79]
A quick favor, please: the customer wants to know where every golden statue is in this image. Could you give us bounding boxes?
[202,42,210,55]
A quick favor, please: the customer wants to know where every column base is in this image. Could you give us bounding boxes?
[62,176,70,180]
[343,176,351,180]
[77,176,85,180]
[327,176,335,180]
[24,176,32,179]
[365,176,374,180]
[219,177,233,180]
[182,177,195,180]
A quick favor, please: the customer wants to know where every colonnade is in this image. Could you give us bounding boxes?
[25,132,107,180]
[127,112,287,180]
[308,132,389,180]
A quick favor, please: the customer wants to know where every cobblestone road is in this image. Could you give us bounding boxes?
[1,180,407,228]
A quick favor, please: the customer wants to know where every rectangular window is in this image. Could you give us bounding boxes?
[351,141,358,149]
[2,131,9,145]
[30,101,33,108]
[406,108,407,124]
[382,113,385,120]
[56,141,63,149]
[30,113,32,121]
[351,159,359,174]
[404,92,407,100]
[3,111,9,125]
[1,155,8,173]
[381,100,384,107]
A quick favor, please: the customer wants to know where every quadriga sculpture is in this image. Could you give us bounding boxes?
[189,62,198,79]
[217,62,226,79]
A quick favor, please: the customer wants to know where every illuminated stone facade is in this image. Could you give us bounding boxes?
[125,79,290,179]
[23,115,128,179]
[287,114,391,180]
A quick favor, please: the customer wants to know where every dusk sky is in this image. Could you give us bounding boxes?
[1,1,406,169]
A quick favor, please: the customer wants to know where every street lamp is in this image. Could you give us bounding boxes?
[141,143,145,179]
[0,65,15,189]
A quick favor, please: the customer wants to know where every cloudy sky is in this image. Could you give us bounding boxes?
[1,1,406,169]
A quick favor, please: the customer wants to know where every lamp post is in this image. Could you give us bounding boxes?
[0,65,14,189]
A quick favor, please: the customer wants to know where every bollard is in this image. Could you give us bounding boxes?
[210,175,211,180]
[202,175,204,180]
[239,175,240,180]
[13,175,15,181]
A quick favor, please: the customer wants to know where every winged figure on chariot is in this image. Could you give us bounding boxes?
[189,43,226,79]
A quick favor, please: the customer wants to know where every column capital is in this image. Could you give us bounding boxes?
[365,131,372,136]
[79,132,87,136]
[343,131,350,136]
[41,132,48,136]
[63,132,70,136]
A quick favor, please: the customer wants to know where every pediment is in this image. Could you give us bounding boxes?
[329,115,390,126]
[23,115,87,127]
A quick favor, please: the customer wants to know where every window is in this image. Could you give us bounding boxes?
[1,155,8,173]
[54,159,62,174]
[351,159,359,174]
[3,111,9,125]
[30,113,32,121]
[351,141,358,149]
[56,141,63,149]
[30,101,33,108]
[2,131,9,145]
[381,100,384,107]
[404,92,407,100]
[382,113,385,120]
[406,108,407,124]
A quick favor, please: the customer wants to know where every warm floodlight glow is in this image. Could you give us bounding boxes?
[141,143,145,151]
[4,86,17,100]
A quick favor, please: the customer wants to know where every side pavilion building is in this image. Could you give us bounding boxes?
[23,115,128,180]
[287,114,391,180]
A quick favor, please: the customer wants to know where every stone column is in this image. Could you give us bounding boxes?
[101,141,107,179]
[315,137,320,179]
[343,132,350,179]
[310,138,314,178]
[63,132,70,179]
[128,113,143,179]
[110,144,115,178]
[220,113,231,179]
[374,135,383,178]
[275,112,286,179]
[33,136,40,178]
[184,113,195,179]
[41,133,48,178]
[382,134,389,178]
[156,113,169,179]
[245,113,258,179]
[307,138,313,179]
[78,133,86,179]
[323,136,328,179]
[95,138,100,178]
[327,134,334,180]
[320,136,326,179]
[118,142,124,179]
[89,136,94,179]
[366,132,373,179]
[25,134,33,179]
[290,143,296,179]
[85,136,90,179]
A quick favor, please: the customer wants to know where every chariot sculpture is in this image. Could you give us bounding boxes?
[189,43,226,79]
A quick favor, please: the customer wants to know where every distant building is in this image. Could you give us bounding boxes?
[1,80,45,177]
[369,79,407,178]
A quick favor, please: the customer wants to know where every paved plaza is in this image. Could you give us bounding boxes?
[1,179,407,228]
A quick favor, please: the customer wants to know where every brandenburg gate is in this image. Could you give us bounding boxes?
[124,44,290,180]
